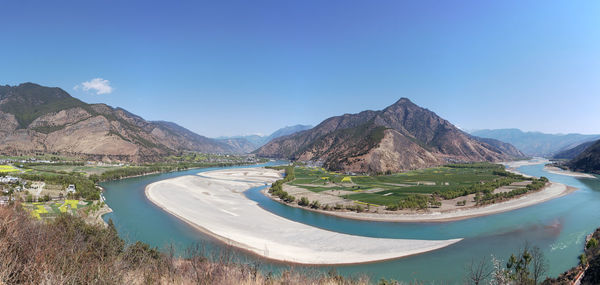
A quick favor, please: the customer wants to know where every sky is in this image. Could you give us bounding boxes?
[1,0,599,137]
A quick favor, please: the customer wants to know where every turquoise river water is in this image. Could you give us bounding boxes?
[101,162,600,283]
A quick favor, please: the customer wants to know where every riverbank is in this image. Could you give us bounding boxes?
[145,167,462,265]
[503,158,549,177]
[543,165,597,179]
[261,160,577,222]
[265,182,575,222]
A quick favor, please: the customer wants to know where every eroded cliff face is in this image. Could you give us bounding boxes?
[256,98,522,173]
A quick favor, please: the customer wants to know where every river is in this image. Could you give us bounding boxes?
[101,161,600,283]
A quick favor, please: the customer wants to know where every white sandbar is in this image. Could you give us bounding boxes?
[543,166,596,179]
[146,167,462,264]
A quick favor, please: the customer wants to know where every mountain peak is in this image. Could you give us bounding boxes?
[257,98,520,173]
[393,97,414,105]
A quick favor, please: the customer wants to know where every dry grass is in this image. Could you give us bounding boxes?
[0,205,371,285]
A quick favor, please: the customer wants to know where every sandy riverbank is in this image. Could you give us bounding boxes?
[262,159,577,222]
[543,166,597,179]
[145,167,462,265]
[271,182,575,222]
[503,158,550,178]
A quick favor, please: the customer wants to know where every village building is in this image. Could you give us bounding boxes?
[0,176,19,184]
[66,184,76,194]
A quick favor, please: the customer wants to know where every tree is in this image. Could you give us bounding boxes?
[504,243,547,285]
[466,256,492,285]
[587,238,598,249]
[531,246,547,285]
[490,255,509,285]
[506,245,532,284]
[298,197,310,206]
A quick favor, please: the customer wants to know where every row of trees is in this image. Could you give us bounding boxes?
[385,194,441,210]
[96,161,248,182]
[267,166,296,203]
[476,177,549,205]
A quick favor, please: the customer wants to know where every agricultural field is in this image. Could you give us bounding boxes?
[0,165,21,174]
[23,200,92,220]
[25,164,119,176]
[287,163,532,207]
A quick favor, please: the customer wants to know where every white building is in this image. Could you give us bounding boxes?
[66,184,76,194]
[0,176,19,184]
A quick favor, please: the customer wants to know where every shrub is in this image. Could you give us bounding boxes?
[298,197,310,206]
[310,200,321,209]
[587,238,599,249]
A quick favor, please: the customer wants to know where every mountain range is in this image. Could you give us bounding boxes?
[256,98,524,173]
[0,83,243,161]
[216,125,312,152]
[470,129,600,157]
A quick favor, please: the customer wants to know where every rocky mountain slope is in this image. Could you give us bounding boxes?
[471,136,526,159]
[256,98,524,173]
[568,139,600,174]
[553,140,597,160]
[0,83,236,161]
[470,128,600,157]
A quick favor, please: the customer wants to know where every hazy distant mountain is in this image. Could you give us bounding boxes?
[472,137,526,158]
[569,140,600,174]
[553,140,597,160]
[217,124,312,152]
[470,128,600,157]
[214,137,257,154]
[0,83,236,161]
[267,125,313,141]
[256,98,522,173]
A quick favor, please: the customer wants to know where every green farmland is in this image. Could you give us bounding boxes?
[24,200,92,220]
[287,163,538,209]
[25,164,119,176]
[0,165,21,174]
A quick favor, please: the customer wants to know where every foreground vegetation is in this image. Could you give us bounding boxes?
[1,204,591,284]
[0,205,370,284]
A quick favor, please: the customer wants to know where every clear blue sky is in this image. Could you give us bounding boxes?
[1,0,599,137]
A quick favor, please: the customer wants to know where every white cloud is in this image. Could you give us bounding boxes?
[75,78,113,95]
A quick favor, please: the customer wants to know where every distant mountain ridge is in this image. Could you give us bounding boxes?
[0,83,236,161]
[256,98,524,173]
[470,128,600,157]
[216,124,312,151]
[568,139,600,174]
[553,140,597,160]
